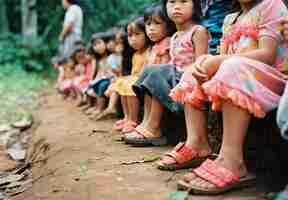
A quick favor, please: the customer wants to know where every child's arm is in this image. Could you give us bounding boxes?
[159,54,170,65]
[192,26,209,59]
[91,58,98,79]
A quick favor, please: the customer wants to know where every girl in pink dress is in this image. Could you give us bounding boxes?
[72,47,95,106]
[167,0,288,194]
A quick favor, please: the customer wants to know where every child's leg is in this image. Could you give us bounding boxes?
[143,96,163,134]
[127,96,139,123]
[158,104,212,166]
[184,104,210,150]
[188,101,250,189]
[121,96,129,120]
[97,96,106,112]
[141,94,152,126]
[106,91,119,111]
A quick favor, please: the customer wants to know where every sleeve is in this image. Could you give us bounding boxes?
[258,0,288,42]
[64,6,77,27]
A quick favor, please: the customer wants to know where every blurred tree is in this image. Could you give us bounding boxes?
[0,0,9,33]
[21,0,37,39]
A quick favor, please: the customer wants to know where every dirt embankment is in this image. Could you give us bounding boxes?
[13,92,258,200]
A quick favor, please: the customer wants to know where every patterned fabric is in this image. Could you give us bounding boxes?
[113,50,148,96]
[201,0,232,54]
[170,0,288,118]
[147,37,171,65]
[169,25,202,71]
[73,62,93,93]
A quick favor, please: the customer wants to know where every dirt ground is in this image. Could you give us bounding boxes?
[13,92,260,200]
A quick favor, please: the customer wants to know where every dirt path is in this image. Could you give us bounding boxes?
[13,92,259,200]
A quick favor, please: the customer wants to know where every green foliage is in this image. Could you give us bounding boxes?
[0,33,51,72]
[0,63,48,124]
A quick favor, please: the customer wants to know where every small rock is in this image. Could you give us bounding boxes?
[0,124,12,134]
[7,148,26,161]
[0,193,10,200]
[12,119,32,130]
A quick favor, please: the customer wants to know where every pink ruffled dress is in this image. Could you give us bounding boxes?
[73,62,94,93]
[170,0,288,118]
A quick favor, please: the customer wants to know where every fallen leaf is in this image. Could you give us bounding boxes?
[168,191,188,200]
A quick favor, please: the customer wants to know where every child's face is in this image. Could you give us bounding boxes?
[166,0,194,26]
[107,39,116,52]
[145,15,168,43]
[127,23,146,51]
[115,31,124,44]
[115,43,124,54]
[65,59,75,69]
[93,39,107,55]
[75,51,88,65]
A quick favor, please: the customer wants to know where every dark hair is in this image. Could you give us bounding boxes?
[71,46,86,63]
[121,28,134,76]
[66,0,80,5]
[128,16,151,49]
[161,0,202,23]
[144,4,176,37]
[88,32,111,59]
[231,0,263,12]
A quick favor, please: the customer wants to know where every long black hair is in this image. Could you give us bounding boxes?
[88,32,111,59]
[144,4,176,37]
[121,28,134,76]
[161,0,202,23]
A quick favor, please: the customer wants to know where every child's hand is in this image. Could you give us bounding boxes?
[185,63,208,83]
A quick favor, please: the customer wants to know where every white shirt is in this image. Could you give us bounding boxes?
[64,5,83,36]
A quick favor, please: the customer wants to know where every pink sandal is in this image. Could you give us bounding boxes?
[177,159,256,195]
[113,119,127,131]
[121,121,138,134]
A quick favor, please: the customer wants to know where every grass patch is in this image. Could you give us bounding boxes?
[0,64,49,124]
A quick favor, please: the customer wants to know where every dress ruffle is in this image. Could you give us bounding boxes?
[203,80,266,118]
[169,82,207,110]
[221,24,259,47]
[170,79,266,118]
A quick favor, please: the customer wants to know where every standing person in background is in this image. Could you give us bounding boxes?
[59,0,83,57]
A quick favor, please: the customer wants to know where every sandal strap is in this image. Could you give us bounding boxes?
[165,143,199,164]
[193,159,240,188]
[134,126,160,139]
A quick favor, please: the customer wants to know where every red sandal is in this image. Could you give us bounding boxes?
[157,143,215,171]
[177,159,256,195]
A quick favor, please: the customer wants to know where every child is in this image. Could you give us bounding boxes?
[85,32,113,118]
[72,46,95,107]
[57,56,76,99]
[167,0,288,194]
[112,17,150,133]
[123,4,176,145]
[95,31,125,120]
[129,0,208,146]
